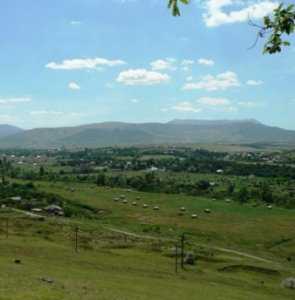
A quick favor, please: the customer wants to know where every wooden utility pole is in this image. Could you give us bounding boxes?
[175,244,178,273]
[74,227,79,253]
[180,233,185,270]
[6,219,8,239]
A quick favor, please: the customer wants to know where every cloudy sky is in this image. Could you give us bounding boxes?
[0,0,295,129]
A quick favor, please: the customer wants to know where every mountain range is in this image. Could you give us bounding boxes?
[0,119,295,149]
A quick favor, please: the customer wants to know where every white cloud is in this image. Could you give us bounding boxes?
[246,79,263,86]
[150,58,176,71]
[183,71,240,91]
[203,0,278,27]
[0,97,32,105]
[130,98,140,103]
[237,101,262,107]
[46,57,126,70]
[186,76,193,81]
[30,110,64,116]
[70,20,82,25]
[181,59,194,66]
[197,97,231,106]
[171,102,202,113]
[30,110,85,118]
[198,58,215,66]
[181,59,195,71]
[117,69,170,86]
[68,82,81,90]
[0,114,15,123]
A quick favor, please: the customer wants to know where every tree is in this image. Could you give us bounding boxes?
[168,1,295,54]
[261,183,273,203]
[238,187,249,204]
[39,166,45,177]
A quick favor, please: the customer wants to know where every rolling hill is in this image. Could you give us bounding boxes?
[0,119,295,149]
[0,124,23,139]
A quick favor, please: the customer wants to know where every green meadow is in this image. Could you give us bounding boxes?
[0,180,294,299]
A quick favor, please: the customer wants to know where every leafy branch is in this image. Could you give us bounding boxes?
[168,0,190,16]
[168,1,295,54]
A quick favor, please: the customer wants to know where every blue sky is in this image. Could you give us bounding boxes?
[0,0,294,129]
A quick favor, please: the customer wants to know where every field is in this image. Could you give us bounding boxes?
[0,180,295,299]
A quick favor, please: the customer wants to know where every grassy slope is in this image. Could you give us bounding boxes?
[0,181,294,299]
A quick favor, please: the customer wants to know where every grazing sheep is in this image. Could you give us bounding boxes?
[225,199,232,203]
[113,197,119,202]
[132,201,137,206]
[143,204,149,209]
[191,214,198,219]
[123,199,128,204]
[153,206,160,211]
[204,209,211,214]
[267,205,273,209]
[180,207,186,212]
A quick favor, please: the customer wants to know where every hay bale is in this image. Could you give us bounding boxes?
[282,277,295,289]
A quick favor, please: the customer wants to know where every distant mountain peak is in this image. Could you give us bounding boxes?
[168,119,262,126]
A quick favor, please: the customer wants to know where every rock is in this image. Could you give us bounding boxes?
[40,277,54,284]
[184,252,196,265]
[281,277,295,289]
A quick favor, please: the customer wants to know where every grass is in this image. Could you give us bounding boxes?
[0,180,294,299]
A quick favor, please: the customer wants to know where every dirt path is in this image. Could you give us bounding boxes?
[104,226,275,265]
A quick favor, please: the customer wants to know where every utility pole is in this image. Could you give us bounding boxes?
[74,227,79,253]
[180,233,185,270]
[175,244,178,273]
[6,219,8,239]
